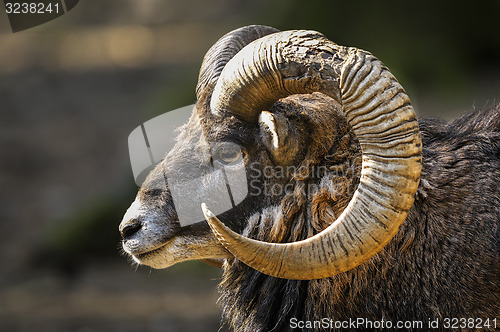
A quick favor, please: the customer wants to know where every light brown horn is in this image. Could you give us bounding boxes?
[196,25,279,99]
[204,30,422,280]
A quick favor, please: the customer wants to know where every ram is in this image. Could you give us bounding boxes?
[119,26,499,331]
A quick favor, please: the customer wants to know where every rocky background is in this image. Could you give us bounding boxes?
[1,1,499,331]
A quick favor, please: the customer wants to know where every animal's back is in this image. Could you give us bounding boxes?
[324,105,500,323]
[217,106,499,331]
[395,105,500,320]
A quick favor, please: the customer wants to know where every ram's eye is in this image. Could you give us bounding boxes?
[217,148,242,164]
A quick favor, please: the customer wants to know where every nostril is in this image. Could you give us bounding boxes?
[121,220,142,239]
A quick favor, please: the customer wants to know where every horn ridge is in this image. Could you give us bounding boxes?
[196,25,280,99]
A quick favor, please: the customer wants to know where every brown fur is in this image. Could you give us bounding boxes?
[207,99,500,331]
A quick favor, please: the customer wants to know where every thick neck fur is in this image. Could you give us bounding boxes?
[218,105,500,331]
[218,101,363,331]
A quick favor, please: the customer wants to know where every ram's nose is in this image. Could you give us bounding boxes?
[119,218,142,239]
[120,198,145,239]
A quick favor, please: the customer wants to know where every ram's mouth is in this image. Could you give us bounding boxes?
[121,225,178,267]
[132,241,171,262]
[123,222,232,269]
[126,237,179,268]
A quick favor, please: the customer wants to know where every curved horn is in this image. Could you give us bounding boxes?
[196,25,280,99]
[204,30,422,280]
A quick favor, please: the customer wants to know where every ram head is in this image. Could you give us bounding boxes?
[119,25,422,280]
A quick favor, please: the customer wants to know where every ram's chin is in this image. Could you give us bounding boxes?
[126,229,232,269]
[130,243,178,269]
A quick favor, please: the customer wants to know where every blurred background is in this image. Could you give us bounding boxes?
[0,0,499,331]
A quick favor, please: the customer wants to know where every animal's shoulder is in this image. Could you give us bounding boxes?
[447,104,500,136]
[416,105,499,202]
[418,105,500,157]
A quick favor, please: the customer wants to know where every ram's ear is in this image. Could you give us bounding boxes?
[258,111,299,164]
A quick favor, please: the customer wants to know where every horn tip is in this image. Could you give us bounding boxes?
[201,203,213,218]
[201,203,233,246]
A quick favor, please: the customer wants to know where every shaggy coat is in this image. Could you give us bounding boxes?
[203,96,500,331]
